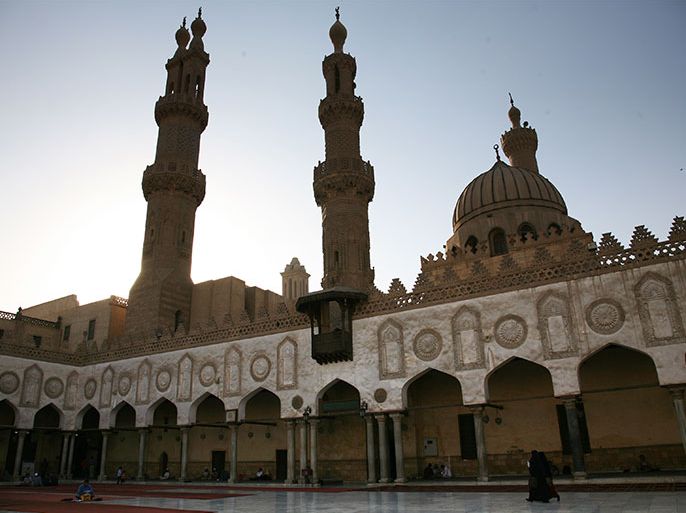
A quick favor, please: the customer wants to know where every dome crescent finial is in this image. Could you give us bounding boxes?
[494,144,501,161]
[335,6,340,21]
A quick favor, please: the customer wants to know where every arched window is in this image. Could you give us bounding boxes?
[334,65,341,94]
[465,236,478,255]
[489,228,508,256]
[547,223,562,236]
[174,310,183,332]
[518,222,537,242]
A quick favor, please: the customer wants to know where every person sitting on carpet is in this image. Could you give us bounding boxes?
[75,479,96,501]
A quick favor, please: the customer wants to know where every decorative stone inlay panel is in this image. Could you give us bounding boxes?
[137,360,151,404]
[634,272,685,347]
[374,388,387,403]
[250,353,271,382]
[412,329,443,361]
[494,315,528,349]
[224,346,242,397]
[452,306,486,371]
[64,372,78,410]
[118,373,132,396]
[44,377,64,399]
[156,369,172,392]
[0,371,19,394]
[586,299,625,335]
[199,363,216,387]
[291,395,303,410]
[378,319,405,379]
[99,366,113,408]
[277,337,297,390]
[21,364,43,407]
[177,354,193,401]
[84,378,97,400]
[537,292,579,359]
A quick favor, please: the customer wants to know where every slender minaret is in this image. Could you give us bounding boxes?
[125,11,210,336]
[281,258,310,301]
[500,93,539,173]
[313,9,375,291]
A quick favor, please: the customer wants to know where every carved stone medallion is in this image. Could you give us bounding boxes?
[586,299,625,335]
[250,354,271,382]
[291,395,303,410]
[84,378,97,400]
[0,371,19,394]
[118,374,132,396]
[412,329,443,361]
[156,369,172,392]
[494,315,528,349]
[44,377,64,399]
[374,388,387,403]
[199,363,216,387]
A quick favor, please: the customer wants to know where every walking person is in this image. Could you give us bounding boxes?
[526,450,551,503]
[116,466,124,484]
[539,452,560,502]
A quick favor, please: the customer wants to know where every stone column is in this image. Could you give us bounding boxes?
[365,415,377,484]
[137,429,147,480]
[389,413,406,483]
[12,430,28,479]
[376,414,390,483]
[309,418,319,486]
[298,420,308,484]
[60,432,71,478]
[228,424,238,483]
[471,406,488,482]
[98,431,110,481]
[67,432,76,479]
[563,397,587,479]
[179,427,190,481]
[286,420,296,484]
[668,388,686,455]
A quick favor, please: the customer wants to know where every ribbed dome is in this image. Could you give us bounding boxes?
[453,161,567,230]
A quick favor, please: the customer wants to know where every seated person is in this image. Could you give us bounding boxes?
[441,464,452,479]
[160,468,171,480]
[75,479,95,501]
[423,463,434,479]
[256,467,264,480]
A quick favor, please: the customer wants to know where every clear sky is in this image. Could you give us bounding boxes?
[0,0,684,313]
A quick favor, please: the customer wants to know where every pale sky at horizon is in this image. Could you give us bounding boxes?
[0,0,684,313]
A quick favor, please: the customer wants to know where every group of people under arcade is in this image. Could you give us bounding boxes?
[526,450,560,503]
[423,462,453,479]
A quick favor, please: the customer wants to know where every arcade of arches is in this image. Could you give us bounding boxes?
[1,345,684,482]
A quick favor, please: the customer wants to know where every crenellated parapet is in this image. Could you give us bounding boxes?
[313,159,374,205]
[154,95,209,129]
[142,166,206,206]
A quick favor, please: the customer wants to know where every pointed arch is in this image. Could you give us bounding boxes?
[146,397,178,427]
[75,404,100,430]
[33,402,63,429]
[0,399,17,427]
[75,403,98,430]
[485,356,553,401]
[316,379,361,416]
[402,368,463,409]
[111,401,136,428]
[189,392,226,424]
[238,387,281,421]
[577,343,658,391]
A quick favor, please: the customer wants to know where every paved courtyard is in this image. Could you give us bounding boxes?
[1,483,685,513]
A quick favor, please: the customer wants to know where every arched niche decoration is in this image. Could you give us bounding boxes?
[452,306,485,370]
[378,319,405,379]
[537,291,579,359]
[634,273,685,347]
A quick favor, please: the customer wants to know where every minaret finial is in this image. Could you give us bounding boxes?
[509,92,514,107]
[494,144,501,161]
[198,7,202,18]
[335,6,340,21]
[182,16,187,28]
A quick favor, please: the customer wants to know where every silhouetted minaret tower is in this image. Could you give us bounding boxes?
[126,11,210,336]
[314,9,375,291]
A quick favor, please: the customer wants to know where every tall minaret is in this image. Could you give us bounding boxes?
[125,11,210,336]
[313,9,375,291]
[500,94,539,173]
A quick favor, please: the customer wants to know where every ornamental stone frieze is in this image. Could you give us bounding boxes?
[536,292,579,359]
[44,377,64,399]
[318,96,364,127]
[117,373,133,396]
[224,346,242,397]
[141,167,206,205]
[64,371,78,410]
[377,319,405,379]
[0,371,19,395]
[277,337,297,390]
[84,378,97,400]
[494,314,528,350]
[154,96,209,129]
[412,329,443,362]
[634,272,685,347]
[136,360,152,404]
[155,368,173,393]
[452,306,486,370]
[250,353,272,383]
[177,354,194,401]
[99,366,114,408]
[20,364,43,407]
[585,298,626,335]
[199,362,217,387]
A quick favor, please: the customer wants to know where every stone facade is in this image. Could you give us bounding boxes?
[0,10,684,484]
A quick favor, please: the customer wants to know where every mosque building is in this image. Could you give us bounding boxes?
[0,10,684,484]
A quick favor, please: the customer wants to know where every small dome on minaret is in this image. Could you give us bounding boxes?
[508,92,521,128]
[190,7,207,49]
[175,17,190,48]
[329,7,347,53]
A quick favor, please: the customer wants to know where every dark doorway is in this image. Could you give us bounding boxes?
[159,452,168,477]
[211,450,225,476]
[386,417,396,481]
[275,449,287,481]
